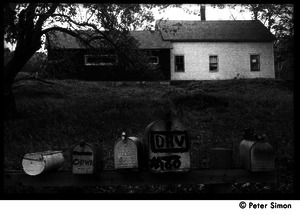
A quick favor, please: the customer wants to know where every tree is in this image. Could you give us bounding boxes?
[212,4,294,79]
[3,3,169,118]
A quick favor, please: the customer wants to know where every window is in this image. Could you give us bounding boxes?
[250,55,260,71]
[175,55,184,72]
[85,54,117,66]
[209,55,218,72]
[149,56,159,65]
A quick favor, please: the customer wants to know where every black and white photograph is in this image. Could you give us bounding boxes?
[3,2,295,206]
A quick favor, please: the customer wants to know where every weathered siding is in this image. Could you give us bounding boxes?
[47,48,171,81]
[47,49,85,78]
[153,49,171,80]
[170,42,275,80]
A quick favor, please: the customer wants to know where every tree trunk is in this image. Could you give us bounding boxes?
[3,88,16,119]
[4,4,49,119]
[4,50,36,119]
[253,11,258,20]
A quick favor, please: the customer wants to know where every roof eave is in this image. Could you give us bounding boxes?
[163,39,275,43]
[47,46,173,50]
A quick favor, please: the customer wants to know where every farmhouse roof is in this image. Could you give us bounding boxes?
[156,20,275,42]
[46,20,275,50]
[46,30,172,50]
[130,31,172,49]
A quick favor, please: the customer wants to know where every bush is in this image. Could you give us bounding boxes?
[43,59,79,79]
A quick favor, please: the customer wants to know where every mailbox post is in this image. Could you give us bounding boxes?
[145,114,191,173]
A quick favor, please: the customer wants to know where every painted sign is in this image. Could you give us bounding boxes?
[150,131,189,153]
[145,117,191,173]
[150,155,182,171]
[73,152,93,167]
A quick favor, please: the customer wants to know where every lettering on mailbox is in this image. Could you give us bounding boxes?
[150,155,181,170]
[72,151,94,172]
[114,141,138,169]
[150,131,190,153]
[72,158,93,166]
[117,147,137,167]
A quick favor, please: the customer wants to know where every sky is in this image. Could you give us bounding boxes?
[4,4,252,51]
[152,4,252,21]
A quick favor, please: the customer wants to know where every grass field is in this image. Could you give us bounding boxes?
[4,75,294,194]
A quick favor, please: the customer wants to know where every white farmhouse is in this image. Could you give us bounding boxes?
[46,16,275,81]
[156,19,275,80]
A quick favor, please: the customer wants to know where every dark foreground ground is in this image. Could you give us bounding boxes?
[4,75,294,195]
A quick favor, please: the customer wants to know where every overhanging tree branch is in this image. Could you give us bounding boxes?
[41,26,97,50]
[35,3,59,30]
[40,13,143,69]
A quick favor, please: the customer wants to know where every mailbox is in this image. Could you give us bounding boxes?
[239,129,275,172]
[145,114,191,173]
[72,142,102,174]
[22,150,64,176]
[114,132,145,170]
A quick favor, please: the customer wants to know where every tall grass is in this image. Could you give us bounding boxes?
[4,78,293,193]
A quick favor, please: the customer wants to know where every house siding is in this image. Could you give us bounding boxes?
[47,48,171,81]
[79,49,171,80]
[154,49,171,80]
[170,42,275,80]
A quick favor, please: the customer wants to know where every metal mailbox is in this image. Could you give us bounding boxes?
[145,114,191,173]
[22,150,64,176]
[114,132,145,170]
[72,142,102,174]
[239,130,275,172]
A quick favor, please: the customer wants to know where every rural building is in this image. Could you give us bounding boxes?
[157,20,275,80]
[46,30,172,80]
[46,19,275,81]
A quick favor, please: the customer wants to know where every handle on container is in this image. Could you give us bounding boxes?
[121,132,127,146]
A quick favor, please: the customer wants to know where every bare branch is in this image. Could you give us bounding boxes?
[35,3,59,30]
[39,9,149,71]
[41,26,96,50]
[36,13,96,28]
[85,8,93,23]
[24,3,38,18]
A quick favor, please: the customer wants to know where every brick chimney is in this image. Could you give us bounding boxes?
[200,5,206,21]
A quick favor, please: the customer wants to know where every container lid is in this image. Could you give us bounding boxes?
[22,153,46,176]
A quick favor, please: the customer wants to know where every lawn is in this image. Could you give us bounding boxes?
[4,75,294,194]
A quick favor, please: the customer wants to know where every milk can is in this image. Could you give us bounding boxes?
[114,132,145,170]
[22,150,64,176]
[239,129,275,172]
[145,113,191,173]
[72,142,103,174]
